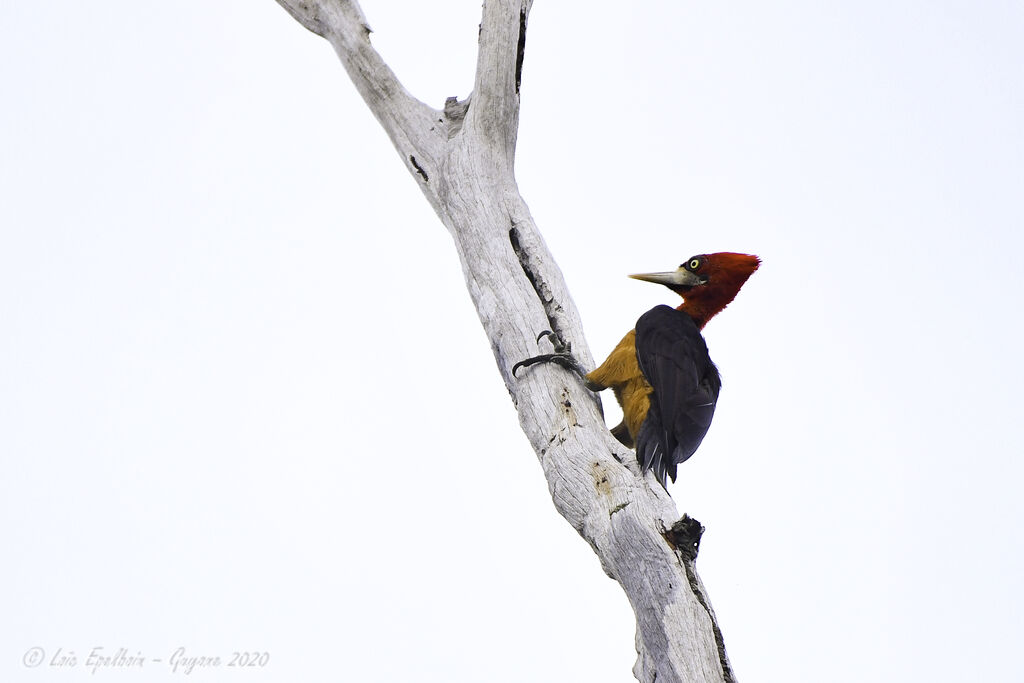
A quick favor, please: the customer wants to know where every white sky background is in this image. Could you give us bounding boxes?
[2,1,1022,681]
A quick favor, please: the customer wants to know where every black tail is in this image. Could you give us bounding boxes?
[636,405,675,488]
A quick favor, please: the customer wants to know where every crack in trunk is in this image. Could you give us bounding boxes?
[682,560,735,683]
[508,224,566,343]
[515,9,527,94]
[409,155,429,181]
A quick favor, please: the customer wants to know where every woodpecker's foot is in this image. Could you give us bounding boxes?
[514,332,605,397]
[512,352,588,380]
[514,331,583,378]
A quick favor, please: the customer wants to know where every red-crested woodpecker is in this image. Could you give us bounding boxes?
[515,252,760,487]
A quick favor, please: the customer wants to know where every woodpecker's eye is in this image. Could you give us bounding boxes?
[688,258,701,270]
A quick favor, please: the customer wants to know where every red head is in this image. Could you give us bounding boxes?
[630,252,760,329]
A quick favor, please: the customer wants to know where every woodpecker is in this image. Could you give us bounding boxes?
[513,252,760,487]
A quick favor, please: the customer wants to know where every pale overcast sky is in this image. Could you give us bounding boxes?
[2,2,1022,681]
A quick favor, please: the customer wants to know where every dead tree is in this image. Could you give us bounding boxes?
[274,1,735,680]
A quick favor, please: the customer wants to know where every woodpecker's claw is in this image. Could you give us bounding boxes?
[513,328,595,386]
[514,330,581,378]
[512,352,587,379]
[535,330,571,354]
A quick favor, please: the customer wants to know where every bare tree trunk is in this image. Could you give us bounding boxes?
[273,2,735,681]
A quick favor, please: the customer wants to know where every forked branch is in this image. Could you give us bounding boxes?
[273,2,735,681]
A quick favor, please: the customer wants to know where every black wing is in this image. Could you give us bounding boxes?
[634,305,721,487]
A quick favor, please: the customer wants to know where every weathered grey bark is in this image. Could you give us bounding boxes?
[273,2,735,681]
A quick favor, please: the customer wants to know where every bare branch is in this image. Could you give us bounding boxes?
[467,0,534,164]
[275,0,446,182]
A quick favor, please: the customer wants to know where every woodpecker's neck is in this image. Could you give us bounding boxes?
[676,300,719,330]
[676,283,748,330]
